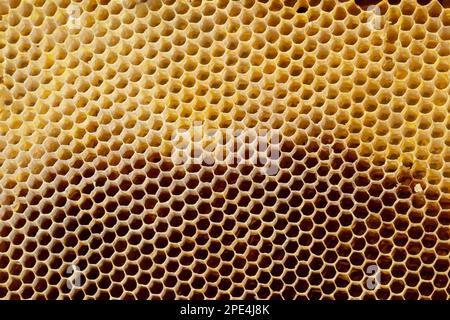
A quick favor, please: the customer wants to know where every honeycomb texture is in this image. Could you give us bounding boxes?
[0,0,449,300]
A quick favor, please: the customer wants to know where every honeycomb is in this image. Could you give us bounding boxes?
[0,0,449,300]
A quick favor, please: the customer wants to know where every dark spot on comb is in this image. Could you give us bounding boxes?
[438,0,450,8]
[355,0,383,10]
